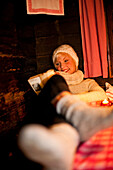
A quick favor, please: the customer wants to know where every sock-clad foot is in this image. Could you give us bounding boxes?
[18,123,79,170]
[39,74,70,102]
[55,95,113,141]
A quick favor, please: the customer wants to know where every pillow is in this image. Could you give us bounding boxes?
[105,82,113,101]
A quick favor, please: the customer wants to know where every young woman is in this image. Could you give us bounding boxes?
[52,44,107,102]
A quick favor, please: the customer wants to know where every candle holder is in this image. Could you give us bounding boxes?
[101,99,112,106]
[88,99,113,107]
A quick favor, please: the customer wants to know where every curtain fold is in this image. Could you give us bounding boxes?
[79,0,108,78]
[26,0,64,15]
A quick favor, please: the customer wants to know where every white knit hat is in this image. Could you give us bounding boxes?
[52,44,79,69]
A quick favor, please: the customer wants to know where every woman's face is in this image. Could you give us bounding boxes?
[54,52,76,74]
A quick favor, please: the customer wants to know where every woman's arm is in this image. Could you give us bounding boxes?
[76,79,107,102]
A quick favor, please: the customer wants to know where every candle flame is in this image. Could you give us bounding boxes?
[102,99,109,104]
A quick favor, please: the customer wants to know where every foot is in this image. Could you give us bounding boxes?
[39,74,70,102]
[56,94,113,141]
[18,123,79,170]
[51,91,71,107]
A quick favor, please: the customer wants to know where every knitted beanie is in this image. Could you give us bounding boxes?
[52,44,79,70]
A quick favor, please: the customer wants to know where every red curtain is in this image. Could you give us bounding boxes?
[79,0,108,78]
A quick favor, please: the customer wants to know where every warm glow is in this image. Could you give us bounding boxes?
[102,99,109,104]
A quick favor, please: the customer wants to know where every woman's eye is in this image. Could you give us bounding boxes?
[55,63,60,66]
[64,59,68,63]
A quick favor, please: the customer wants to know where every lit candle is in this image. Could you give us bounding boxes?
[102,99,109,104]
[101,99,112,106]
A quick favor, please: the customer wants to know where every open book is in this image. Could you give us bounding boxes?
[28,69,55,95]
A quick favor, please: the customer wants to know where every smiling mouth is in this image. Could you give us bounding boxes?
[63,69,70,73]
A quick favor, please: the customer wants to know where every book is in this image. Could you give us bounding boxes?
[28,69,55,95]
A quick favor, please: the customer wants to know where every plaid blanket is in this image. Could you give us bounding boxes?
[73,126,113,170]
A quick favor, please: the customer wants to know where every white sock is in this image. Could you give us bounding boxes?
[18,123,79,170]
[56,95,113,141]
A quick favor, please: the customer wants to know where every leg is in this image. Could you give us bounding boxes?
[18,123,79,170]
[40,75,113,141]
[55,94,113,141]
[24,75,68,127]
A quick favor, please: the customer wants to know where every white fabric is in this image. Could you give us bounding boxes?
[18,123,79,170]
[56,94,113,141]
[56,95,81,115]
[106,82,113,101]
[56,70,84,85]
[26,0,64,15]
